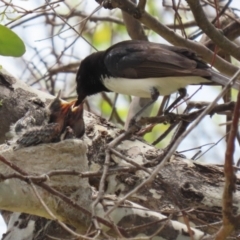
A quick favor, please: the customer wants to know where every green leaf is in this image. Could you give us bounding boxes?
[0,24,25,57]
[93,23,111,49]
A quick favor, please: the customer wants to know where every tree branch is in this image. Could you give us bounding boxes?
[186,0,240,61]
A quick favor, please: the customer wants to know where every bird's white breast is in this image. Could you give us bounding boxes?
[103,76,209,98]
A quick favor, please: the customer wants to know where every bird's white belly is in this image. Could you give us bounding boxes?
[103,76,209,98]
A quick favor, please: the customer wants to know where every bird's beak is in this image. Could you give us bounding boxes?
[70,101,84,117]
[74,97,86,107]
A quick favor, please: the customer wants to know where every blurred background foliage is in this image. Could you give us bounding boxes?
[0,0,239,162]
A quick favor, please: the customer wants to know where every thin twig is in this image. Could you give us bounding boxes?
[29,180,94,240]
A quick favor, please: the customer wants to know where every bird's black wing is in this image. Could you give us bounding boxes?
[104,40,211,79]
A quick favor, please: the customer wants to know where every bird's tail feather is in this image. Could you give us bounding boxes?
[210,69,240,91]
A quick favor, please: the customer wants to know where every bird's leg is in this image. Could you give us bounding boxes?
[164,88,187,114]
[128,87,159,129]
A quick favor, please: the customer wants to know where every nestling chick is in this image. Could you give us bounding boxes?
[13,92,85,148]
[63,100,85,139]
[8,97,47,140]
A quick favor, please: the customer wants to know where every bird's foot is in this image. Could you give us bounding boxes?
[164,88,187,113]
[150,87,159,101]
[163,112,178,124]
[128,118,142,132]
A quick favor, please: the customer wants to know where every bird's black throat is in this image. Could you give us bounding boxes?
[76,51,111,104]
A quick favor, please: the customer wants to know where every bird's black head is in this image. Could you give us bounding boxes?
[75,51,111,106]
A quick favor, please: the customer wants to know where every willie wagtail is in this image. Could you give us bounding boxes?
[75,40,240,106]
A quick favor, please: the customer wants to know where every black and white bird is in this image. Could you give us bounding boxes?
[75,40,239,106]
